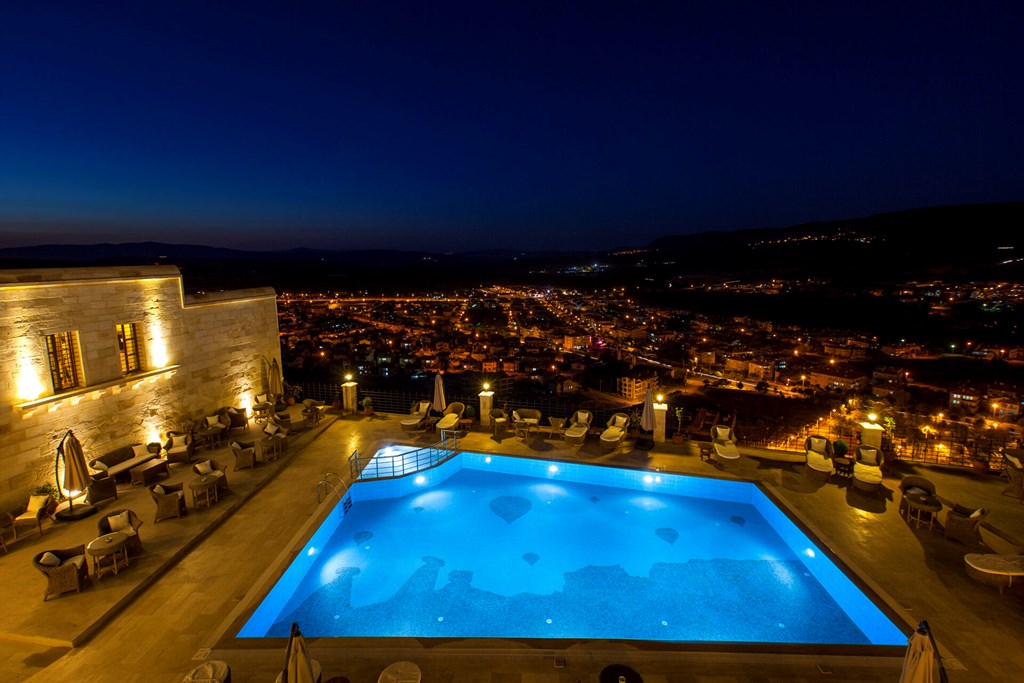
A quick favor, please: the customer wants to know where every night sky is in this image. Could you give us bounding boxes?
[2,2,1021,253]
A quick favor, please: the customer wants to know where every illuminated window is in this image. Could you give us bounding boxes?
[46,331,83,392]
[116,322,143,375]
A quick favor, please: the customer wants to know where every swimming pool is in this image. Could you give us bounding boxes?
[238,450,906,646]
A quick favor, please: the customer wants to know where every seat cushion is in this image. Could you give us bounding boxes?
[601,427,624,442]
[107,511,133,532]
[437,414,459,429]
[39,551,61,567]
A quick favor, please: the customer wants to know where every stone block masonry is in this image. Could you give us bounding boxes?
[0,266,280,509]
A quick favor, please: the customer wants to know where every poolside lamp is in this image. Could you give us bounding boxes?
[345,374,353,382]
[483,382,490,391]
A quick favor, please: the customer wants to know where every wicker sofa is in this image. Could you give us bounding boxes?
[89,443,158,482]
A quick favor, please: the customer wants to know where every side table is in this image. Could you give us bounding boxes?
[190,475,221,509]
[87,531,130,578]
[903,493,943,530]
[833,456,853,478]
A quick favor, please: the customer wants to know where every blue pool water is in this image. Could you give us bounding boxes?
[238,451,906,645]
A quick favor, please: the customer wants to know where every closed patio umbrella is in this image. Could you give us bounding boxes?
[279,622,317,683]
[433,373,447,413]
[55,430,95,518]
[638,388,656,450]
[899,620,948,683]
[269,357,284,400]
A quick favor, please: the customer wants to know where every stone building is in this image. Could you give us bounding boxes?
[0,266,279,511]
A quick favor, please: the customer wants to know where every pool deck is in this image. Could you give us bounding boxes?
[2,409,1023,682]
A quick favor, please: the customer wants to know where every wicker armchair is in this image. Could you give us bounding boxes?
[164,430,195,464]
[150,482,187,522]
[230,441,257,471]
[97,509,144,555]
[944,505,989,547]
[219,406,250,433]
[193,459,229,496]
[85,475,119,507]
[33,545,88,601]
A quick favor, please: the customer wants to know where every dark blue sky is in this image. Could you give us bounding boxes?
[2,2,1021,252]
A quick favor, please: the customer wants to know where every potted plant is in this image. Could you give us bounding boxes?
[360,396,373,415]
[672,407,685,444]
[282,381,302,406]
[34,482,61,516]
[463,405,477,423]
[972,452,990,473]
[332,391,343,411]
[833,439,849,459]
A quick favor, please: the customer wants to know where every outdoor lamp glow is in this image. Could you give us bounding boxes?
[345,374,353,381]
[483,382,490,391]
[868,413,877,422]
[656,394,664,402]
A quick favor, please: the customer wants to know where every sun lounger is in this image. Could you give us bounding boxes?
[964,552,1024,594]
[435,402,465,431]
[600,413,628,451]
[710,425,741,466]
[564,410,592,446]
[401,401,432,432]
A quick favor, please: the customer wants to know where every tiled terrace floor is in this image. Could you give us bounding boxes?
[2,409,1023,682]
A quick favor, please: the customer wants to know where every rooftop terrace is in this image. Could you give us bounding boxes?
[2,405,1023,682]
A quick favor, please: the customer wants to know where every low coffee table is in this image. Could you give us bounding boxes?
[130,458,169,486]
[87,531,129,578]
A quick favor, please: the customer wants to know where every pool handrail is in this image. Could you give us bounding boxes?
[316,471,349,504]
[349,437,459,481]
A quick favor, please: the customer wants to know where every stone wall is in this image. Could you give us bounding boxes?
[0,266,279,510]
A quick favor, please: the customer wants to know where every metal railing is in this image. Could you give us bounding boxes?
[316,471,348,504]
[349,437,459,481]
[297,382,644,429]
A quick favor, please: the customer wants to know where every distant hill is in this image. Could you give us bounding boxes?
[643,202,1024,282]
[1,201,1021,290]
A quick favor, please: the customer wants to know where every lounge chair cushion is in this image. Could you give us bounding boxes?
[437,413,459,429]
[613,415,627,428]
[132,444,150,458]
[153,484,166,495]
[195,461,213,475]
[808,437,827,452]
[905,486,928,496]
[107,511,132,532]
[39,551,61,567]
[27,495,50,513]
[170,435,188,449]
[264,423,279,435]
[206,416,221,427]
[858,449,879,466]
